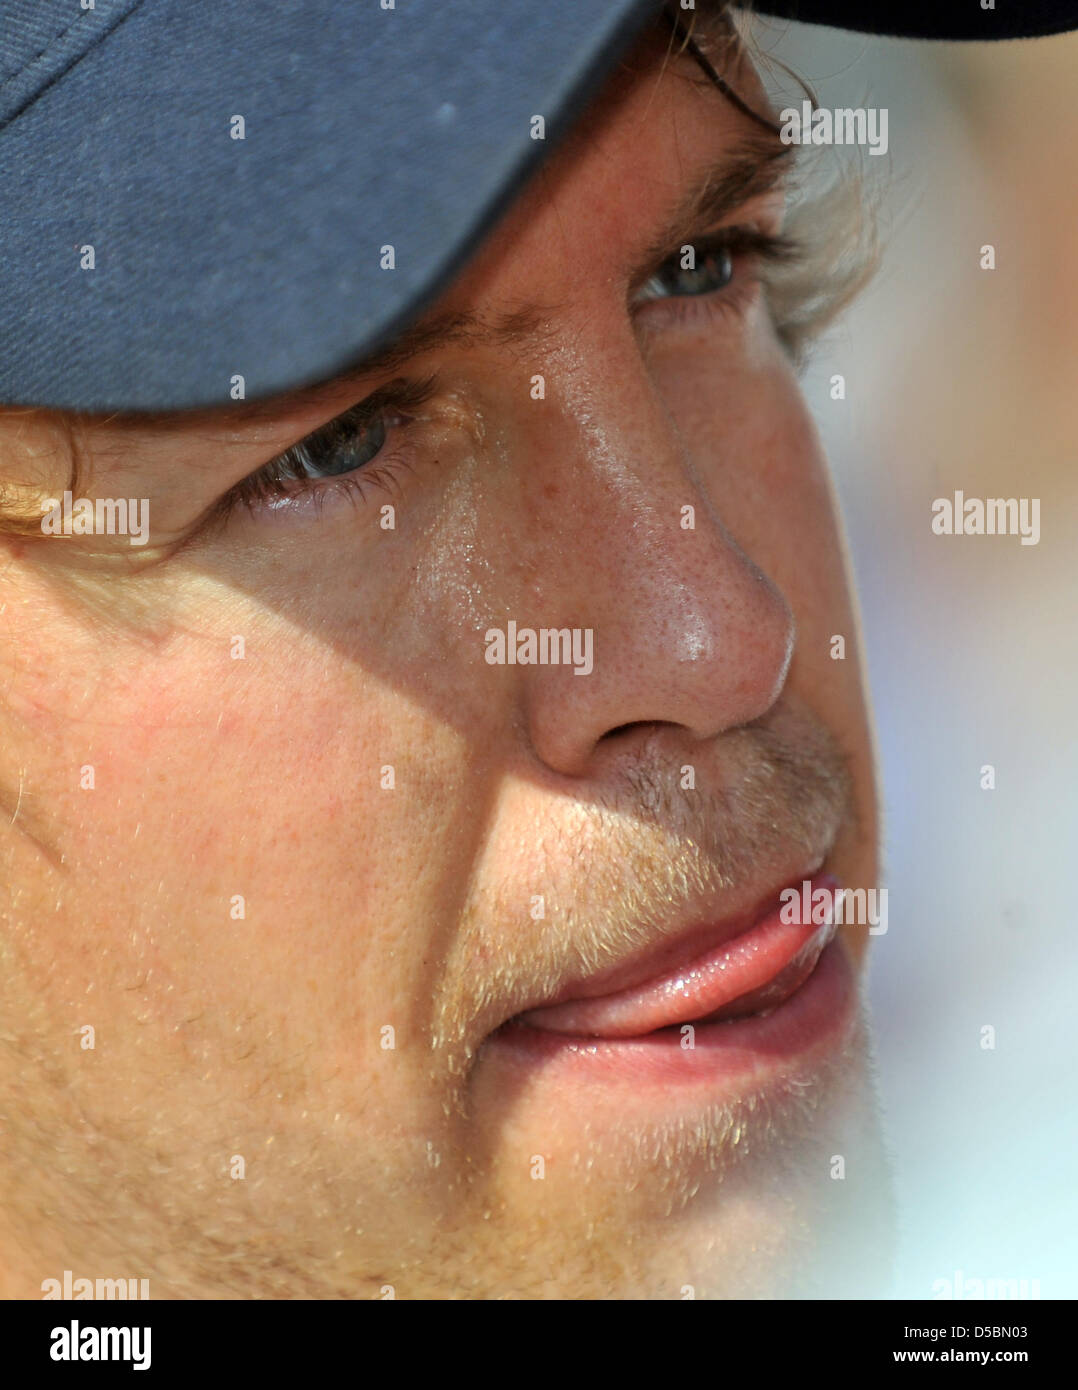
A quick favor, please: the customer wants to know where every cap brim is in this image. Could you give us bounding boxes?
[0,0,656,412]
[753,0,1078,41]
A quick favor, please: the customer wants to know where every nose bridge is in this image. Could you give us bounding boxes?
[513,327,772,637]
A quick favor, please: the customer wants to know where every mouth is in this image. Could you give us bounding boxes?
[480,873,858,1097]
[516,874,842,1039]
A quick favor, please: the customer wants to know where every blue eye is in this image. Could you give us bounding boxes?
[224,375,439,520]
[639,244,735,301]
[293,411,389,480]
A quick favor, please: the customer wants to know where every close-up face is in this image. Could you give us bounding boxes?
[0,11,890,1298]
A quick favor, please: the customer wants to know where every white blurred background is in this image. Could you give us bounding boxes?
[748,15,1078,1297]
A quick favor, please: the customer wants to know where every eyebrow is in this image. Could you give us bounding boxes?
[634,131,793,283]
[209,303,559,427]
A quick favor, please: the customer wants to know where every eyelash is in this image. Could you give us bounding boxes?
[221,227,804,520]
[634,226,799,325]
[217,375,437,522]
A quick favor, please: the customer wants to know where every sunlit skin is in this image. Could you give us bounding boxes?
[0,16,891,1298]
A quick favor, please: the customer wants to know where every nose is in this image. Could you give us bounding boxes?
[507,335,796,779]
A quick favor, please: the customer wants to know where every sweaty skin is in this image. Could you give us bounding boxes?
[0,17,891,1298]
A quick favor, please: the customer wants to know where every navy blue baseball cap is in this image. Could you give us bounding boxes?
[2,0,1076,413]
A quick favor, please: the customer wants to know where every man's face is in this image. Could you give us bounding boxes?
[0,17,889,1297]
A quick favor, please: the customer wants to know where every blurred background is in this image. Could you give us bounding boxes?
[747,14,1078,1298]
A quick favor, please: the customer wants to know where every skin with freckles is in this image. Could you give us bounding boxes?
[0,17,892,1298]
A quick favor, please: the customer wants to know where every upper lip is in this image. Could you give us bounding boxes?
[496,852,829,1030]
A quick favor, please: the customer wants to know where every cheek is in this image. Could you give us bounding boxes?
[6,590,477,1061]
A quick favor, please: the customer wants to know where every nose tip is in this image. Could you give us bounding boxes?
[522,511,797,777]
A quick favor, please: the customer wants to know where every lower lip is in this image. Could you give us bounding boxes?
[480,936,857,1099]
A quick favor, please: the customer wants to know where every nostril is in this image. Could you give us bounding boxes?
[600,720,670,743]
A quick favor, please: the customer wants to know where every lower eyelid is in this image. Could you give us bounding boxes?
[637,269,762,329]
[226,439,417,526]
